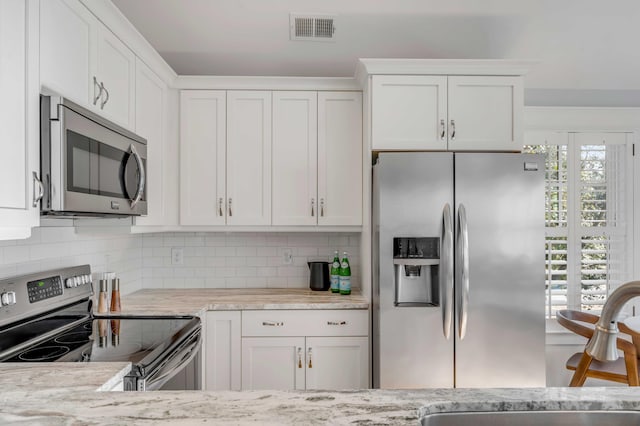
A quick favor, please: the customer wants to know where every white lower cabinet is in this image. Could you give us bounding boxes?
[205,311,241,391]
[240,309,370,391]
[242,336,306,390]
[204,309,370,391]
[305,336,369,390]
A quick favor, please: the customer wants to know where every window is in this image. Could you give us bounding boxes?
[525,132,632,319]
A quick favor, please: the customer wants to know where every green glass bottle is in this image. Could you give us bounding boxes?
[330,251,340,293]
[339,252,351,295]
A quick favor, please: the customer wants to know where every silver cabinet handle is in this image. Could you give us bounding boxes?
[100,82,110,109]
[320,198,325,217]
[228,198,233,217]
[307,347,313,368]
[440,203,454,340]
[327,321,347,326]
[262,321,284,326]
[92,76,103,106]
[456,203,469,340]
[440,119,446,140]
[450,119,456,140]
[128,144,145,208]
[32,172,44,208]
[311,198,315,217]
[297,347,303,368]
[218,198,223,216]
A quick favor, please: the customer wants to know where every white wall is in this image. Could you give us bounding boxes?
[140,232,360,290]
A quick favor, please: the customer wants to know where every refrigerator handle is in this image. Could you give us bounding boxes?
[456,204,470,340]
[440,203,454,340]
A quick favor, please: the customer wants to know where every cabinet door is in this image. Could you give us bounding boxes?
[40,0,96,107]
[318,92,363,226]
[133,59,165,226]
[226,91,272,225]
[272,92,318,225]
[0,0,39,239]
[180,91,226,225]
[305,337,369,390]
[241,337,305,390]
[206,311,241,391]
[95,24,136,128]
[447,76,523,151]
[372,75,447,150]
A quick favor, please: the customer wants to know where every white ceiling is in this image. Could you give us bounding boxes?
[113,0,640,91]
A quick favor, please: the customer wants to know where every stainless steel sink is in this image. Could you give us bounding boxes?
[420,410,640,426]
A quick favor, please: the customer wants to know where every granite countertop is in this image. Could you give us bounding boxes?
[1,362,640,425]
[108,288,369,316]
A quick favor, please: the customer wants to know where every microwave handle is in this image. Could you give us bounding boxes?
[129,145,146,208]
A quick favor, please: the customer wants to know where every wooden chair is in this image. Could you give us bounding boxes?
[556,309,640,386]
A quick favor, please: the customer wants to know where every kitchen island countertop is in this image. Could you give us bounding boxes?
[1,362,640,425]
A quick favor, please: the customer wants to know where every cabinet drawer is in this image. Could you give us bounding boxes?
[242,310,368,337]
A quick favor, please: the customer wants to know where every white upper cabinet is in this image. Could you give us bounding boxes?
[369,70,524,152]
[40,0,135,129]
[180,90,227,226]
[94,25,136,128]
[226,91,272,226]
[133,58,165,226]
[447,76,522,151]
[0,0,40,239]
[318,92,363,226]
[40,0,95,106]
[272,91,318,226]
[372,75,447,151]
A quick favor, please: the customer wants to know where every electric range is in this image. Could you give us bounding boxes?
[0,265,202,391]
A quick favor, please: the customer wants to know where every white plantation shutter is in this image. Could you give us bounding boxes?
[525,132,632,318]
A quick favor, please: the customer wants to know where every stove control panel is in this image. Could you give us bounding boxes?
[27,276,63,303]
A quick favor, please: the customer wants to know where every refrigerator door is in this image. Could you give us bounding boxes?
[373,152,454,388]
[454,153,545,388]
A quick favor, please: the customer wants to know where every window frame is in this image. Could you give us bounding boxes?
[523,107,640,336]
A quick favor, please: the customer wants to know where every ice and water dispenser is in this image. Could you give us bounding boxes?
[393,237,439,306]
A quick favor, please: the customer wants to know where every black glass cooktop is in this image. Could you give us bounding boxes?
[2,317,196,364]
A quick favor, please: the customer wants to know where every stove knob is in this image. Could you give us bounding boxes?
[6,291,16,305]
[0,293,9,306]
[84,275,90,284]
[79,275,85,285]
[74,276,80,287]
[65,278,74,288]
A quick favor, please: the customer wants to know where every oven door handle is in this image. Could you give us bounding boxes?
[128,144,146,209]
[142,329,201,391]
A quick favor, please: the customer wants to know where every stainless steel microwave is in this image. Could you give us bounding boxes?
[40,95,147,217]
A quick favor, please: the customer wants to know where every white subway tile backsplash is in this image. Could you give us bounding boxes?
[0,230,360,294]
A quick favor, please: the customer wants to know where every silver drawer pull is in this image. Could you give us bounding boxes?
[262,321,284,327]
[327,321,347,326]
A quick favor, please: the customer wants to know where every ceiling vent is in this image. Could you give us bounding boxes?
[290,14,336,42]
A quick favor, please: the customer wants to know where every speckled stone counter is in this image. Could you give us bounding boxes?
[1,365,640,426]
[108,288,369,316]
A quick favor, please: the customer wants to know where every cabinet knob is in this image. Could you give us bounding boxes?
[218,198,223,217]
[307,347,313,368]
[297,347,303,368]
[450,119,456,140]
[92,76,103,106]
[320,198,325,217]
[32,172,44,208]
[311,198,315,217]
[228,198,233,217]
[100,82,109,109]
[262,321,284,327]
[440,119,446,140]
[327,321,347,326]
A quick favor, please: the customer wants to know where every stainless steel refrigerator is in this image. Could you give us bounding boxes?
[372,152,546,388]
